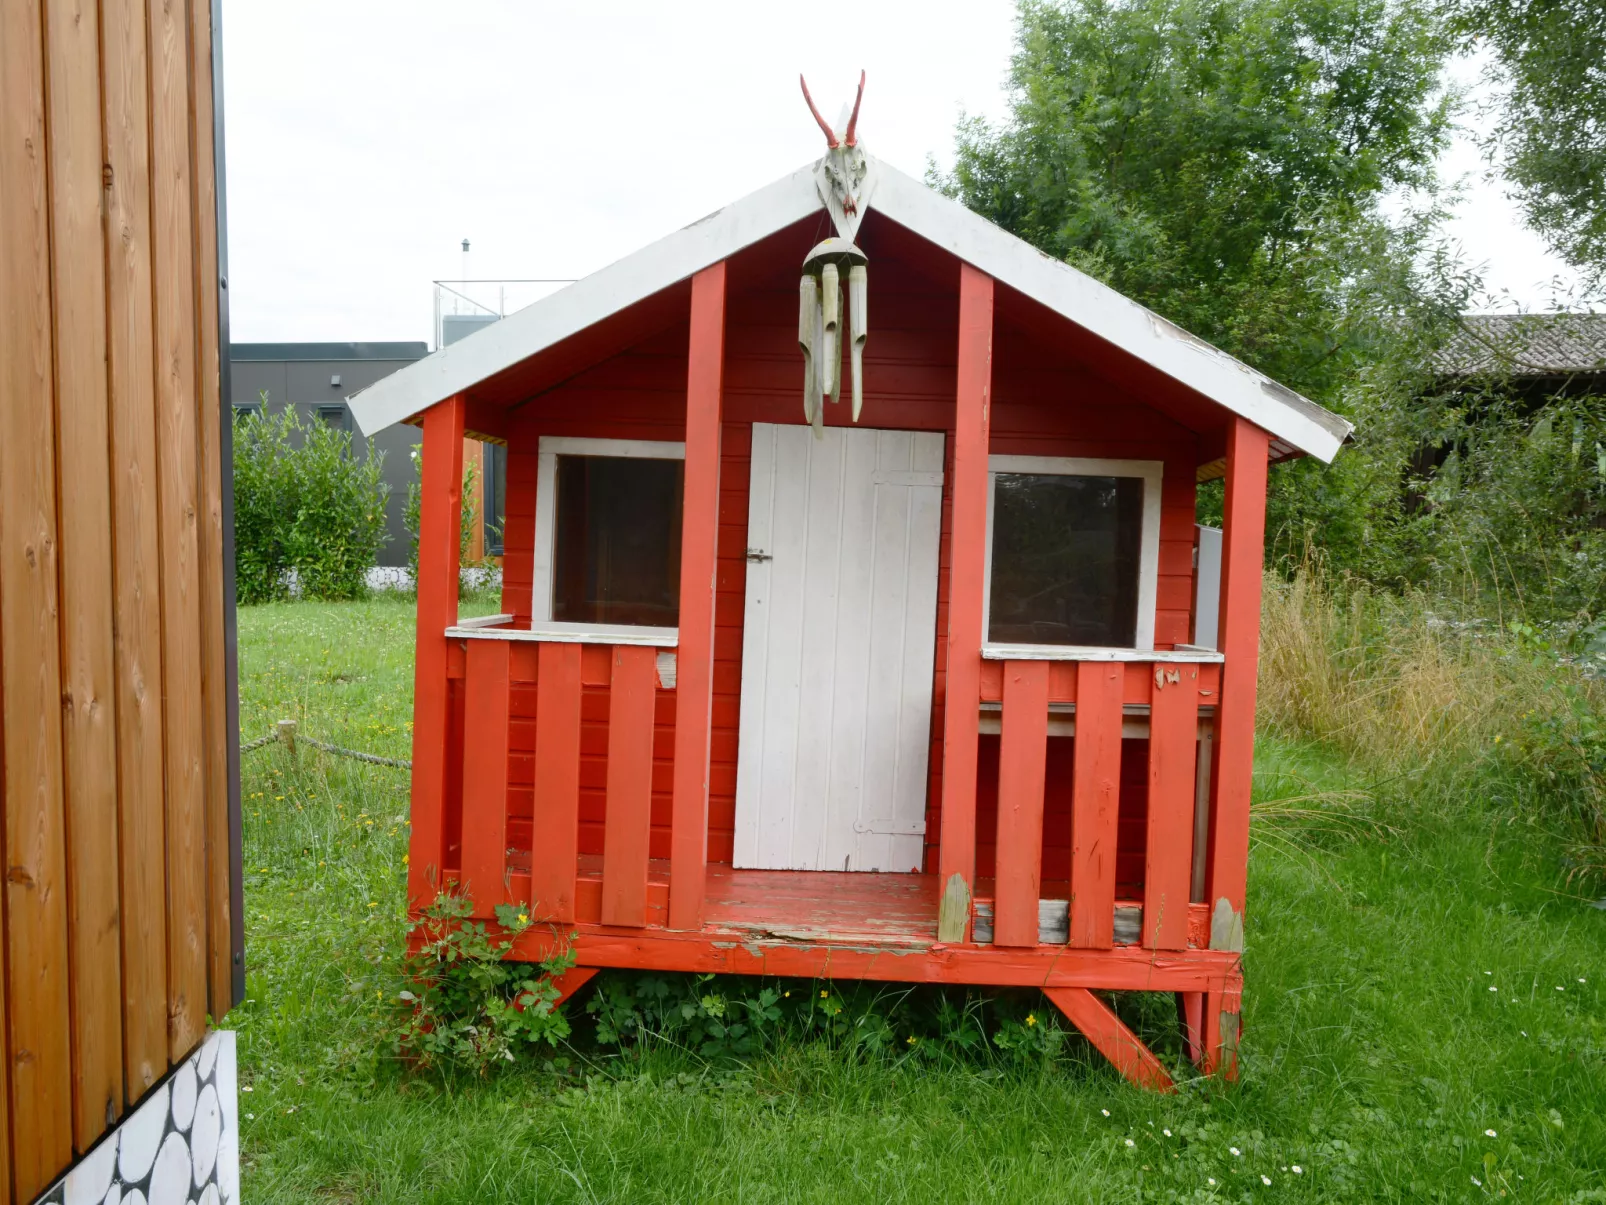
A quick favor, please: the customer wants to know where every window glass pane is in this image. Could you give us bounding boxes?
[553,454,683,626]
[988,473,1143,646]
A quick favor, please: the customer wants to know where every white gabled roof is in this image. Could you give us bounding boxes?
[349,158,1352,462]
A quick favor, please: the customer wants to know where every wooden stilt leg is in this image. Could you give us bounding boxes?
[548,966,600,1010]
[1177,991,1205,1066]
[1200,979,1243,1080]
[1045,987,1175,1093]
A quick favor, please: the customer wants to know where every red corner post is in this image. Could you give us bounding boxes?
[937,264,994,935]
[669,262,727,930]
[1203,415,1270,1075]
[406,396,466,913]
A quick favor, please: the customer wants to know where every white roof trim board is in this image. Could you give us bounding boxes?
[348,158,1352,462]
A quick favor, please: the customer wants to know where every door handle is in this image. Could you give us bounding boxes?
[745,548,772,562]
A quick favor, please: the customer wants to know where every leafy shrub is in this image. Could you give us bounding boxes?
[403,444,486,592]
[393,891,576,1076]
[233,399,389,603]
[582,972,1073,1068]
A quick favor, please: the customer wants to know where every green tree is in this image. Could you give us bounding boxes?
[1459,0,1606,282]
[940,0,1472,572]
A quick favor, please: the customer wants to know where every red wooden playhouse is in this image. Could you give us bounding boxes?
[349,88,1350,1090]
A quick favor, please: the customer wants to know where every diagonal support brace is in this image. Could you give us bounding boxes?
[1044,987,1175,1093]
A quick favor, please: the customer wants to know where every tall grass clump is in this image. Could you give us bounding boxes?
[1258,562,1606,883]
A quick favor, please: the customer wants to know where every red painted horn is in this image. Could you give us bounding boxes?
[799,74,839,148]
[843,70,865,147]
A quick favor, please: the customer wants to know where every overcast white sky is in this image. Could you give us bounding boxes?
[221,0,1581,347]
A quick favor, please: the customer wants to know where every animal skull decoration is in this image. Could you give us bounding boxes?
[798,72,875,437]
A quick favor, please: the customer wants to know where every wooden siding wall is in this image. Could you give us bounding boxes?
[0,0,234,1199]
[495,250,1199,876]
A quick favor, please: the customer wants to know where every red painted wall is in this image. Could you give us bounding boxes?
[492,250,1200,875]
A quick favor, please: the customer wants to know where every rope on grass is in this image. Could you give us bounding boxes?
[239,718,412,770]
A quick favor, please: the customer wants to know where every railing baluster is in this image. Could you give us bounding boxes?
[601,645,657,927]
[994,660,1050,947]
[1069,661,1123,947]
[460,639,512,917]
[1145,664,1199,949]
[531,641,582,923]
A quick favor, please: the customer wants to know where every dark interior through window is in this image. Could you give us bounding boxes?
[987,472,1143,646]
[553,454,683,627]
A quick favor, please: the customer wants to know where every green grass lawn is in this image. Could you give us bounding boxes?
[231,596,1606,1202]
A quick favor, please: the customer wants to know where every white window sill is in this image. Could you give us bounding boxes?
[981,643,1224,663]
[446,620,679,648]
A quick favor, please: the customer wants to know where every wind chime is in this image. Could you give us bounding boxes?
[798,71,876,437]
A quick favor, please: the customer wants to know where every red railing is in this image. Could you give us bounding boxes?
[976,653,1222,951]
[446,625,673,929]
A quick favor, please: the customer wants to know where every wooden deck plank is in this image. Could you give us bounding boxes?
[669,262,725,930]
[936,264,994,936]
[1145,668,1199,950]
[46,0,126,1146]
[101,0,169,1104]
[993,661,1049,947]
[1,0,74,1184]
[459,640,511,916]
[149,0,208,1062]
[602,646,657,927]
[406,398,465,910]
[1045,987,1175,1093]
[531,642,583,922]
[187,0,233,1024]
[1069,661,1123,948]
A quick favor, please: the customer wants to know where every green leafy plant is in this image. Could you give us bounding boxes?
[393,891,577,1076]
[232,397,389,603]
[403,445,489,594]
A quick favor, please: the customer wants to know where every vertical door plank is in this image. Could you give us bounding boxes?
[406,398,465,910]
[936,264,993,936]
[602,645,657,926]
[1205,419,1270,937]
[101,0,168,1104]
[531,642,582,923]
[994,661,1049,947]
[187,0,232,1024]
[459,640,511,917]
[1145,667,1198,950]
[1069,661,1122,948]
[1,0,74,1187]
[730,424,779,868]
[46,0,126,1147]
[149,0,207,1063]
[669,262,725,930]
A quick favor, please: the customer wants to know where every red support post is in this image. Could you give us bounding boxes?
[406,396,466,912]
[1145,665,1199,950]
[602,645,657,927]
[669,262,726,930]
[937,264,994,931]
[460,638,512,916]
[994,661,1049,947]
[1069,661,1122,947]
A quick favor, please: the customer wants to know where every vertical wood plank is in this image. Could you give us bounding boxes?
[149,0,207,1064]
[1145,667,1198,950]
[1205,419,1270,931]
[603,645,658,927]
[994,661,1049,947]
[1069,661,1122,948]
[101,0,169,1104]
[937,264,993,931]
[1,0,75,1185]
[669,262,725,930]
[46,0,126,1146]
[531,642,582,923]
[459,639,511,917]
[406,397,465,910]
[187,0,232,1024]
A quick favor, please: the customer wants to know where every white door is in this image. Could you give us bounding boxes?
[733,423,945,872]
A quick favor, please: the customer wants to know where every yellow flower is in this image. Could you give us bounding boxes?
[1026,1013,1037,1026]
[401,854,409,864]
[517,913,528,925]
[820,990,829,998]
[906,1036,917,1045]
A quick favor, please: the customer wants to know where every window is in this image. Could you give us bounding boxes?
[533,437,686,630]
[232,402,260,422]
[313,404,347,430]
[984,456,1162,651]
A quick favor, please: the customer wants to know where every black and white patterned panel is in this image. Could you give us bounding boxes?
[35,1030,238,1205]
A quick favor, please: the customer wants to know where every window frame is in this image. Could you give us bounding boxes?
[531,435,687,637]
[982,454,1164,655]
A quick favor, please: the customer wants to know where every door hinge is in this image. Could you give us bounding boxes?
[745,548,772,562]
[853,819,926,836]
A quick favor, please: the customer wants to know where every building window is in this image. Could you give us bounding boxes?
[232,402,260,422]
[984,456,1162,651]
[533,437,685,631]
[313,404,347,430]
